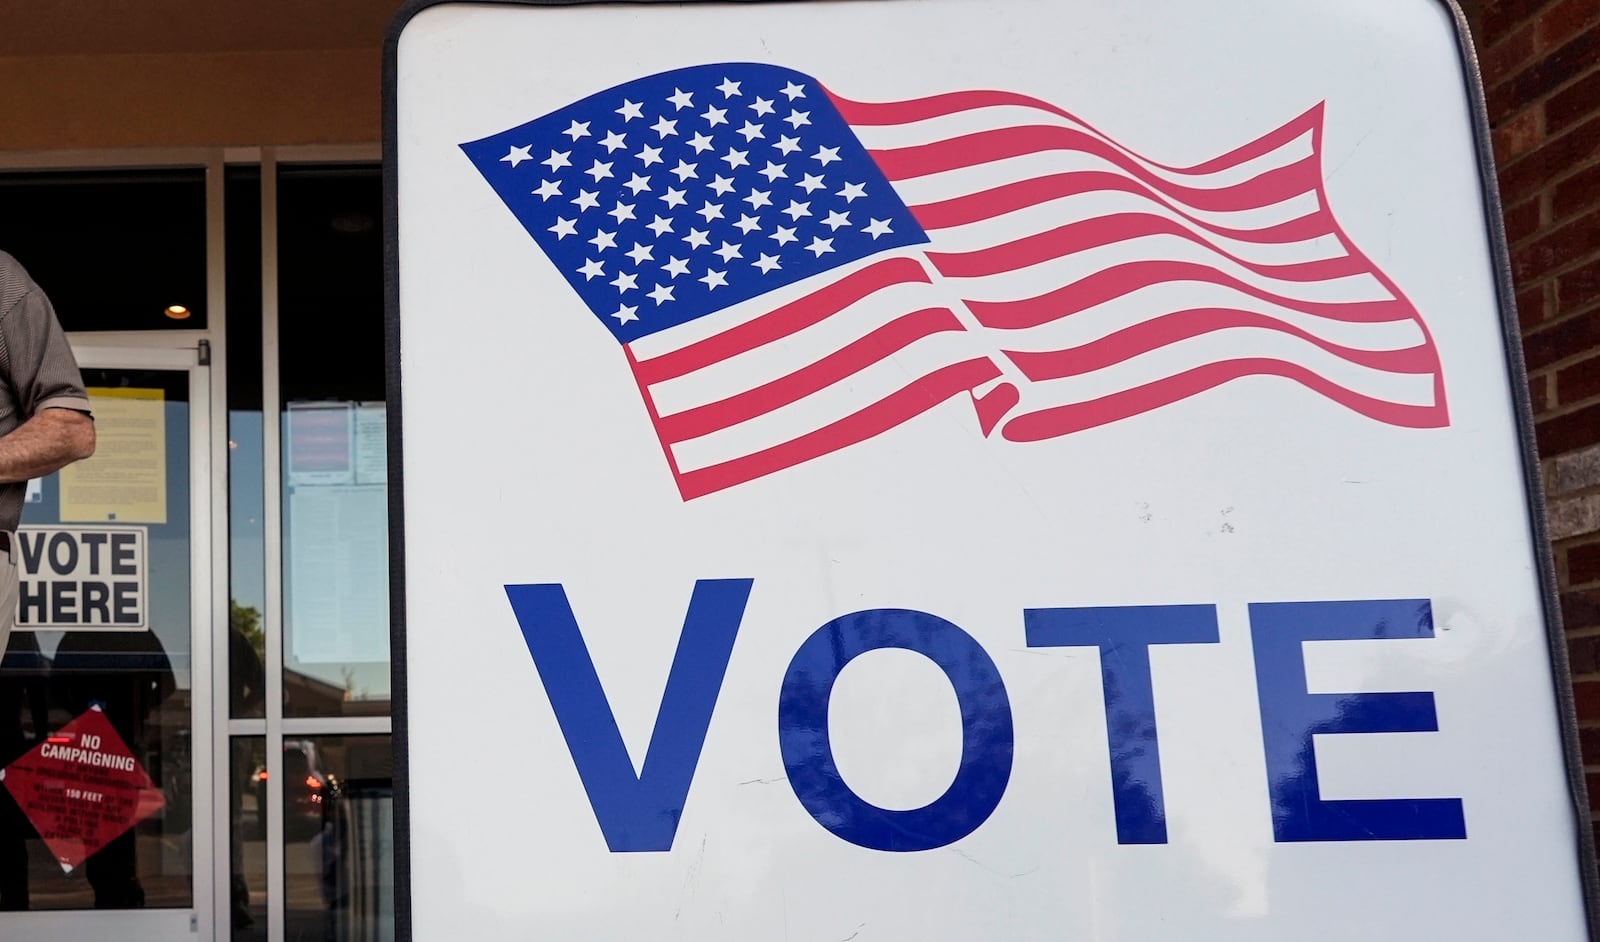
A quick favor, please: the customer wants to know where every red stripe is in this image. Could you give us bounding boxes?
[1000,308,1437,382]
[999,357,1446,443]
[631,257,931,385]
[829,88,1322,177]
[911,171,1330,244]
[654,307,966,443]
[673,358,1002,499]
[869,126,1319,213]
[926,212,1363,283]
[964,260,1409,330]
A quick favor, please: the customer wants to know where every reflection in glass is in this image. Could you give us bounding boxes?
[230,737,267,940]
[281,735,394,942]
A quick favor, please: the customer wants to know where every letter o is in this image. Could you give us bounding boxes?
[778,609,1014,852]
[47,533,78,575]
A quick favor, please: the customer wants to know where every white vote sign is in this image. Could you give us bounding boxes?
[389,0,1594,939]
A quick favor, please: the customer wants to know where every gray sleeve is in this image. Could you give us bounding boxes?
[0,286,91,418]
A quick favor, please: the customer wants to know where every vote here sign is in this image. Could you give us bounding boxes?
[15,526,147,630]
[389,0,1596,939]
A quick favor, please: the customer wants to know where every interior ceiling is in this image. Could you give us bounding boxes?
[0,0,403,56]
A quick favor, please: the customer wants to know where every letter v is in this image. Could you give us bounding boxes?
[504,579,753,852]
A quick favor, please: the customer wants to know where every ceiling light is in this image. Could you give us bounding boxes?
[165,305,190,320]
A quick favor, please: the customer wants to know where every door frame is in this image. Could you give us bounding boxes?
[0,343,217,940]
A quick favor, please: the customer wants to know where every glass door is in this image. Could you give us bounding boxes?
[0,345,213,940]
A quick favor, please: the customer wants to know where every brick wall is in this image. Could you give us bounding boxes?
[1472,0,1600,837]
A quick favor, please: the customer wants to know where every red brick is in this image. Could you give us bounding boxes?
[1582,724,1600,758]
[1511,207,1600,283]
[1533,372,1553,411]
[1588,772,1600,805]
[1566,586,1600,629]
[1484,0,1560,43]
[1518,283,1549,328]
[1500,112,1600,202]
[1507,196,1545,246]
[1577,677,1600,718]
[1558,352,1600,402]
[1538,0,1600,51]
[1572,540,1600,584]
[1510,29,1600,106]
[1558,256,1600,314]
[1548,67,1600,134]
[1538,400,1600,455]
[1571,633,1600,674]
[1524,307,1600,370]
[1495,106,1545,163]
[1484,22,1540,88]
[1553,159,1600,220]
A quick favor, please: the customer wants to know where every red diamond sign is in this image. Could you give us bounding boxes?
[0,707,165,872]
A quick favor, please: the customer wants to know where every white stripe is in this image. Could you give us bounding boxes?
[665,330,980,470]
[985,279,1425,354]
[852,101,1315,191]
[926,188,1347,267]
[1016,326,1436,409]
[943,233,1392,306]
[891,150,1323,231]
[648,279,947,415]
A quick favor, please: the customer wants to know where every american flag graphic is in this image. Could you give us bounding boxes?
[462,63,1446,500]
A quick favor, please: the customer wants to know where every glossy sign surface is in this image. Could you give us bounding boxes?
[392,0,1588,938]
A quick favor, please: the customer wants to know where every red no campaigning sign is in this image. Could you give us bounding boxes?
[0,707,165,872]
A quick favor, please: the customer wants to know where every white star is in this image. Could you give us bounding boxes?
[714,241,743,262]
[684,228,711,249]
[616,99,644,122]
[702,105,728,127]
[797,173,826,193]
[589,229,617,251]
[837,181,867,203]
[563,120,591,140]
[863,218,893,238]
[737,121,765,142]
[770,225,798,246]
[501,144,533,167]
[734,214,762,234]
[697,201,725,222]
[687,132,716,153]
[533,179,562,200]
[626,242,655,265]
[610,271,637,292]
[662,256,690,277]
[806,236,835,256]
[577,258,606,280]
[782,200,812,220]
[821,210,851,231]
[721,148,750,170]
[662,187,689,208]
[548,217,577,238]
[785,110,811,129]
[717,77,743,98]
[647,283,676,305]
[812,145,841,166]
[753,252,782,273]
[647,215,674,236]
[652,116,679,138]
[611,303,639,324]
[636,144,664,166]
[624,173,651,195]
[585,159,614,181]
[543,149,572,171]
[608,201,636,224]
[759,161,788,182]
[708,175,737,196]
[600,131,627,153]
[780,81,806,101]
[743,189,772,209]
[774,135,802,155]
[572,189,600,211]
[699,268,728,290]
[751,97,775,116]
[671,160,698,182]
[668,87,695,110]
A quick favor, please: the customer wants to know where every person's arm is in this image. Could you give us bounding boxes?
[0,407,94,483]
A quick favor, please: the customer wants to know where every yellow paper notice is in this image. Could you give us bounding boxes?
[59,387,167,524]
